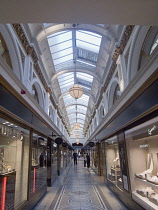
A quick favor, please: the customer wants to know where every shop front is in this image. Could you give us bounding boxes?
[125,116,158,209]
[105,136,123,191]
[0,117,30,210]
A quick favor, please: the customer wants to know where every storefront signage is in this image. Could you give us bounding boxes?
[148,125,156,135]
[38,137,47,146]
[140,144,149,148]
[133,122,158,141]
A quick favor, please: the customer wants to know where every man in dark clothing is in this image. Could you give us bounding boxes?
[86,153,90,168]
[73,150,78,165]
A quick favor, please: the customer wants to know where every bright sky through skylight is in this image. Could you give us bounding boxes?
[47,28,102,133]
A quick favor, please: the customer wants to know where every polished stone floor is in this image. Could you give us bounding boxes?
[33,159,127,210]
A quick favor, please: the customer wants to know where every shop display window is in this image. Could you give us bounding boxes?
[0,118,29,209]
[105,136,123,190]
[30,133,47,195]
[125,116,158,210]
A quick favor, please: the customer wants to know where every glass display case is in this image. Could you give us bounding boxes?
[0,118,30,209]
[125,116,158,209]
[0,125,17,175]
[105,136,123,190]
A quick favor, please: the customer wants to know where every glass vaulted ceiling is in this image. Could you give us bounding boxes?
[47,29,102,136]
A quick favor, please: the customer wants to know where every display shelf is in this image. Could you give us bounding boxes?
[107,178,116,183]
[132,191,158,210]
[0,171,16,177]
[135,177,158,189]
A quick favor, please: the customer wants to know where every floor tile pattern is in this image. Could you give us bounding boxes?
[34,159,127,210]
[49,163,110,210]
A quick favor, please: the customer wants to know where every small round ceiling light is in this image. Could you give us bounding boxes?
[69,84,83,99]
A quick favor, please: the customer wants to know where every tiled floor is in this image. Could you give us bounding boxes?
[33,159,127,210]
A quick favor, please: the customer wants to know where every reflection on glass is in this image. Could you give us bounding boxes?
[30,133,47,195]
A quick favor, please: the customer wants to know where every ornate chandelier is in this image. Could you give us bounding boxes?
[69,84,83,99]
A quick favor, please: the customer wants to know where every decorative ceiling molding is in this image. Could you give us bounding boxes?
[12,24,71,135]
[12,24,52,94]
[84,25,134,135]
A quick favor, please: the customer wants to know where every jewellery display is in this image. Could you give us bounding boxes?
[125,116,158,210]
[135,153,154,180]
[149,194,158,206]
[0,156,15,175]
[136,187,155,197]
[146,174,158,185]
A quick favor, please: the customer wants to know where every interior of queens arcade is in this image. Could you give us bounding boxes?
[0,1,158,210]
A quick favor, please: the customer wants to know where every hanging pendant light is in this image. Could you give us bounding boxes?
[73,123,80,130]
[69,84,83,99]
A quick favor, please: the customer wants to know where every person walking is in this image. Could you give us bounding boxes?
[86,153,90,168]
[84,153,87,167]
[73,150,78,165]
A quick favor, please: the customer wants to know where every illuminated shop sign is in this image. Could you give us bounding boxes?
[133,123,158,140]
[148,125,156,135]
[139,144,149,148]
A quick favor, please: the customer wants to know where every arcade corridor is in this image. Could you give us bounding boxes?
[33,159,127,210]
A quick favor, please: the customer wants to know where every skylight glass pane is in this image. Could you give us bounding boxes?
[66,105,75,111]
[76,31,101,46]
[59,72,74,80]
[50,31,72,45]
[77,114,85,119]
[49,40,72,54]
[77,59,96,67]
[52,47,73,60]
[77,105,87,111]
[77,119,84,124]
[82,85,91,91]
[76,72,93,82]
[70,119,76,124]
[63,94,72,100]
[54,54,73,65]
[59,78,74,87]
[47,31,71,44]
[47,31,67,39]
[80,94,89,100]
[68,114,76,119]
[76,40,100,53]
[58,73,74,89]
[64,99,76,106]
[77,108,87,114]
